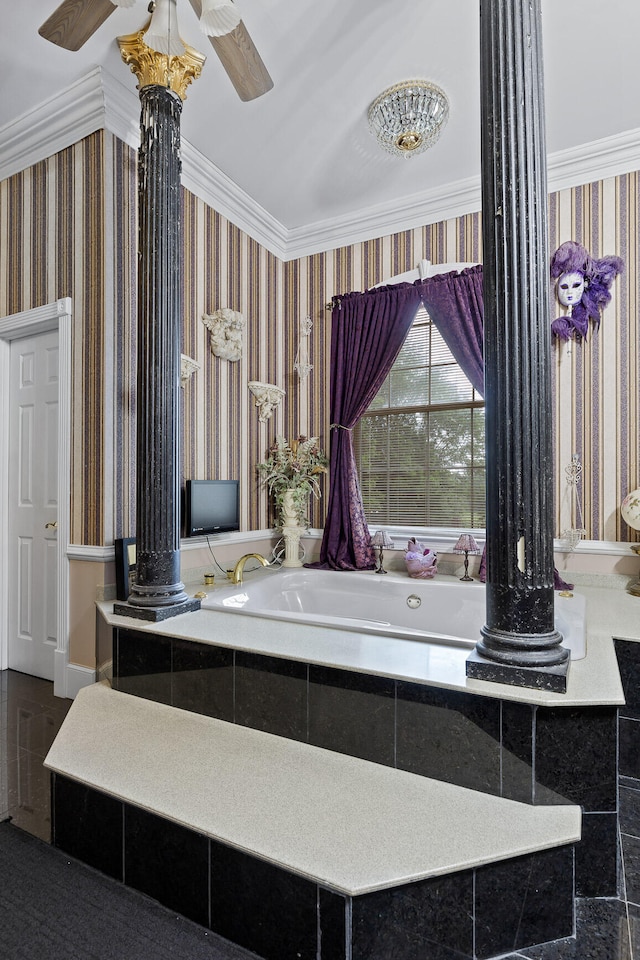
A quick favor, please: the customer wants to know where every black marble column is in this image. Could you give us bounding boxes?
[115,84,199,622]
[466,0,569,691]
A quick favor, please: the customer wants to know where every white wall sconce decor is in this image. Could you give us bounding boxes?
[560,454,586,551]
[202,308,245,361]
[368,79,449,159]
[248,381,285,422]
[294,315,314,380]
[180,353,200,387]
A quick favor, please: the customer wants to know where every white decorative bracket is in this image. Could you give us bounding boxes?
[180,353,200,387]
[202,308,245,361]
[248,381,285,422]
[294,315,313,380]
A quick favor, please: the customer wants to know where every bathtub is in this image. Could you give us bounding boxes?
[201,568,586,660]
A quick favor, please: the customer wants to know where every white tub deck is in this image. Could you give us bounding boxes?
[98,576,627,707]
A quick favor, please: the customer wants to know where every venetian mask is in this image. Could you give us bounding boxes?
[556,271,585,307]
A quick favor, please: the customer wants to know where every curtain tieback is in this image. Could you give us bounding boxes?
[330,423,352,431]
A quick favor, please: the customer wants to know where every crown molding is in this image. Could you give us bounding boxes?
[0,67,108,183]
[180,138,288,258]
[547,127,640,195]
[284,177,483,261]
[2,67,640,262]
[100,66,142,151]
[286,128,640,259]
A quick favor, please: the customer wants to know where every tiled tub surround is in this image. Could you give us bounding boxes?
[613,635,640,915]
[103,579,630,899]
[46,683,580,960]
[56,579,631,958]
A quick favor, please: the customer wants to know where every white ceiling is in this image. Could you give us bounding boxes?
[4,0,640,259]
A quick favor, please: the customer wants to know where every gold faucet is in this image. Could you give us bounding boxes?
[230,553,270,585]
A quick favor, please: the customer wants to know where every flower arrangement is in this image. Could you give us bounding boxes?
[257,436,328,528]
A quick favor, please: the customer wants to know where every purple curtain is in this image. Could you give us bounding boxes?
[417,265,485,397]
[313,283,422,570]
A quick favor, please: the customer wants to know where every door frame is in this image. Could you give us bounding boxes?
[0,298,71,697]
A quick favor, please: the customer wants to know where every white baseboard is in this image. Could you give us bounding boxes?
[54,652,96,700]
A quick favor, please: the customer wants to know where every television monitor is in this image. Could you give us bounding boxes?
[183,479,240,537]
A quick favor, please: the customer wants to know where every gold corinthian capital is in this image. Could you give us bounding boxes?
[118,27,205,100]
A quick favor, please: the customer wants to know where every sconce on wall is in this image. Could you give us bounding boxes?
[294,315,314,380]
[202,308,245,361]
[560,454,586,551]
[248,381,285,422]
[180,354,200,387]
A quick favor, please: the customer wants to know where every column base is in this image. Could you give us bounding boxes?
[466,648,569,693]
[282,524,303,568]
[113,597,201,622]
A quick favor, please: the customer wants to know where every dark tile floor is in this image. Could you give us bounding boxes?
[2,667,639,960]
[0,669,72,842]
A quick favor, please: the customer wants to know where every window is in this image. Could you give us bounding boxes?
[355,307,485,528]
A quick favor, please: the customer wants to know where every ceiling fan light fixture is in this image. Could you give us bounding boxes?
[368,79,449,159]
[143,0,186,56]
[199,0,241,37]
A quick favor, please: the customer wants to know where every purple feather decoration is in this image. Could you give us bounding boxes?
[568,305,590,340]
[551,316,573,341]
[550,240,592,279]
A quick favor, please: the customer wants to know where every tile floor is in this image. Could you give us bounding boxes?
[1,667,639,960]
[0,669,72,843]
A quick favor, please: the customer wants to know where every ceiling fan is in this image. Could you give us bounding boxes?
[38,0,273,101]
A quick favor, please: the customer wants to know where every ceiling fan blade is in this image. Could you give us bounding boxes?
[186,0,272,101]
[210,21,273,101]
[39,0,117,52]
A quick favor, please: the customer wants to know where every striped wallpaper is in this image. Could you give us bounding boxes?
[0,132,108,546]
[0,133,637,544]
[549,176,639,542]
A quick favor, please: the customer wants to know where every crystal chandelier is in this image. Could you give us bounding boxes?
[368,79,449,158]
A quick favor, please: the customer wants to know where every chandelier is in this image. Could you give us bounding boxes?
[368,79,449,159]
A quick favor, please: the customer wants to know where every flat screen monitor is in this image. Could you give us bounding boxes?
[183,479,240,537]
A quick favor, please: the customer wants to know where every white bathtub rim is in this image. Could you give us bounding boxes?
[200,566,586,660]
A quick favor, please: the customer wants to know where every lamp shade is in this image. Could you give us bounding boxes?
[371,530,394,548]
[199,0,242,37]
[144,0,185,56]
[453,534,480,555]
[622,489,640,531]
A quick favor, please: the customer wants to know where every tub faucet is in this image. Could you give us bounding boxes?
[230,553,270,585]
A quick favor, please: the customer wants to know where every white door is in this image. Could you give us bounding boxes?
[8,329,59,680]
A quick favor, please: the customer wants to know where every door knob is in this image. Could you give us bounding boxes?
[45,521,58,530]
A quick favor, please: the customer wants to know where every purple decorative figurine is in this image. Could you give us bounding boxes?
[404,538,438,579]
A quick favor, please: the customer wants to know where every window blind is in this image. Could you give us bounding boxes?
[355,308,485,527]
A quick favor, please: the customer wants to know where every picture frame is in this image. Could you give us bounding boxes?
[114,537,136,601]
